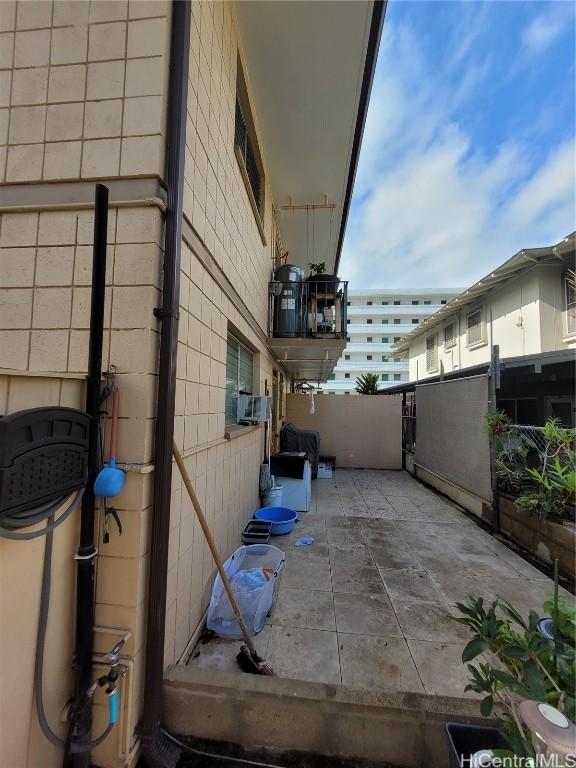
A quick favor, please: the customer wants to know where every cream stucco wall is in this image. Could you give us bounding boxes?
[407,264,573,381]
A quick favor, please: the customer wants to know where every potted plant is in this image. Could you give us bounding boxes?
[447,587,575,766]
[484,408,511,436]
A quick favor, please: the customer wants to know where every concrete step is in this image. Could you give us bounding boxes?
[163,665,488,768]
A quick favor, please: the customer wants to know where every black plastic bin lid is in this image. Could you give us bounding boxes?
[0,407,90,520]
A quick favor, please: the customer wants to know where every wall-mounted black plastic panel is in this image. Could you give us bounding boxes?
[0,407,90,519]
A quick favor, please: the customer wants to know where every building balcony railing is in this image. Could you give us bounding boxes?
[319,379,404,391]
[334,361,408,372]
[346,304,444,317]
[346,323,419,334]
[268,280,348,339]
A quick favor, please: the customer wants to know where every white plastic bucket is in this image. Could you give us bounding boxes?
[263,485,283,507]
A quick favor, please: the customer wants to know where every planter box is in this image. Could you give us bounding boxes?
[445,723,508,768]
[498,494,576,579]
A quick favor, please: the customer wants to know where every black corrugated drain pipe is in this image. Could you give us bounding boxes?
[140,1,191,766]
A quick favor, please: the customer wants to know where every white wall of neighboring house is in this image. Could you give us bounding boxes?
[320,289,460,394]
[405,263,575,382]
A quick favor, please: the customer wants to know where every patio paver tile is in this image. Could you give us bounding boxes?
[408,639,479,698]
[333,592,402,637]
[331,563,385,594]
[393,599,469,642]
[273,587,335,631]
[281,558,332,591]
[266,626,341,685]
[338,633,424,693]
[380,568,445,602]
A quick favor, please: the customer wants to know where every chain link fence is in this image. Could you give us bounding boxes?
[494,423,576,498]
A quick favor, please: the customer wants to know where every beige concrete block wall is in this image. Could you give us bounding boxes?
[163,0,287,663]
[286,393,402,469]
[1,0,171,184]
[0,0,173,763]
[0,202,165,768]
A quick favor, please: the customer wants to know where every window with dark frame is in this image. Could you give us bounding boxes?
[234,58,265,223]
[225,333,254,425]
[367,319,372,324]
[367,355,372,360]
[367,337,372,342]
[393,318,400,324]
[367,301,373,306]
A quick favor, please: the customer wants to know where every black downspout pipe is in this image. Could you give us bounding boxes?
[68,183,109,767]
[141,2,190,766]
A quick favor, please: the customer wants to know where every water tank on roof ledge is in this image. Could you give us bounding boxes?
[273,264,304,338]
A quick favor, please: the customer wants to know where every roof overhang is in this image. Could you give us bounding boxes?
[236,0,385,275]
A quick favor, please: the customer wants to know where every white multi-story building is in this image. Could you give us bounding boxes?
[321,288,461,394]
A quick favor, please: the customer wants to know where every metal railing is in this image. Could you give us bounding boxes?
[268,279,348,339]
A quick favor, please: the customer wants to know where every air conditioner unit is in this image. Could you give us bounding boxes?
[237,395,272,423]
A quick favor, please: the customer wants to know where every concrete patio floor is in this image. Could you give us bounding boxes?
[187,469,564,699]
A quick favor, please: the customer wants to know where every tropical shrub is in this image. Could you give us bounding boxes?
[355,373,380,395]
[492,416,576,521]
[453,593,576,759]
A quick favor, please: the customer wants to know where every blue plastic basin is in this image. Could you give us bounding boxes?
[254,506,297,535]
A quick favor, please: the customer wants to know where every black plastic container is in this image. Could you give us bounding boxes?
[242,519,272,545]
[445,723,508,768]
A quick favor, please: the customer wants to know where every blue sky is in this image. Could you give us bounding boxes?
[340,0,576,288]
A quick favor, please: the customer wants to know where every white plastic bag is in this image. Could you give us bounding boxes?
[207,544,284,638]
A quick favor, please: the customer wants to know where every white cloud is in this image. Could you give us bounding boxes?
[522,10,565,57]
[340,14,575,290]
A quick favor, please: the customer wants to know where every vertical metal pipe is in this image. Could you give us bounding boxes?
[68,183,109,767]
[141,2,190,764]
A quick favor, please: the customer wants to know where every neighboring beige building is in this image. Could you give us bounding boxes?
[395,233,576,388]
[0,1,383,766]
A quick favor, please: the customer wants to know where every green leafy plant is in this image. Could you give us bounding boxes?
[453,595,576,758]
[307,262,327,277]
[543,594,576,644]
[485,408,511,435]
[355,373,380,395]
[493,417,576,521]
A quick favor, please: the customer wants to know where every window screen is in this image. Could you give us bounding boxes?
[381,374,388,381]
[225,333,253,424]
[235,99,262,214]
[444,322,456,348]
[426,334,437,372]
[382,337,389,343]
[466,309,483,346]
[381,319,388,324]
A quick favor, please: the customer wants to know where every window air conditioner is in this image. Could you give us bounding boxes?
[237,395,272,423]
